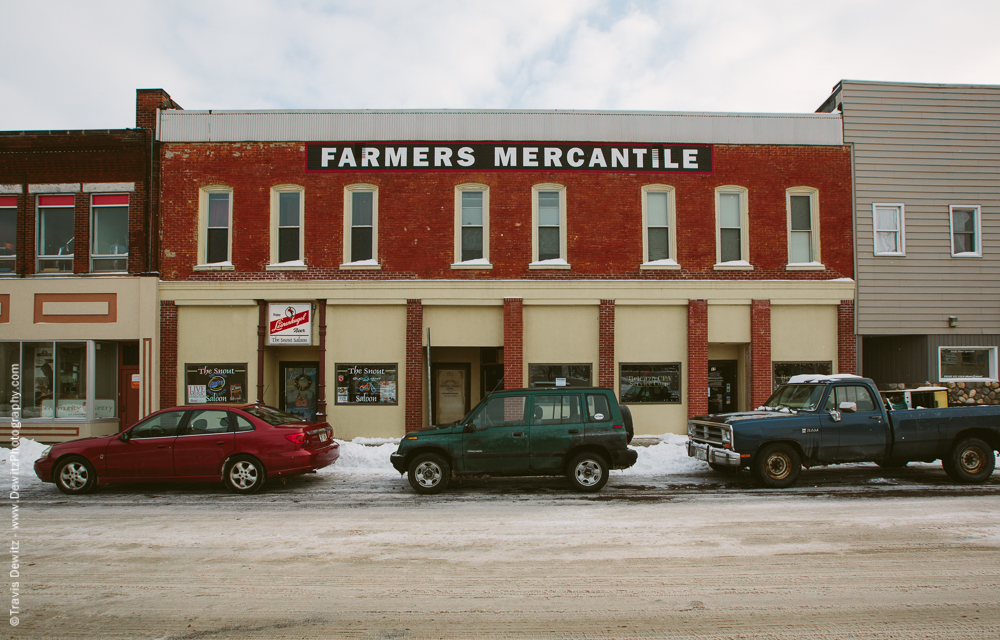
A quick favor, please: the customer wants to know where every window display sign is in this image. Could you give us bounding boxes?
[335,364,398,405]
[268,303,312,345]
[185,363,247,404]
[619,363,682,404]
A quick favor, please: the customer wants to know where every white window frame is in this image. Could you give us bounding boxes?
[530,183,569,269]
[89,193,130,273]
[452,183,491,269]
[872,203,905,257]
[342,184,380,269]
[948,205,982,258]
[195,185,234,270]
[714,186,751,270]
[268,184,306,270]
[640,184,679,270]
[785,187,823,270]
[0,198,16,274]
[938,346,998,382]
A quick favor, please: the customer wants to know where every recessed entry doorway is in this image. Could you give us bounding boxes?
[708,360,738,414]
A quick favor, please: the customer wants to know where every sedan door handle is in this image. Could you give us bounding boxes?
[215,441,227,445]
[157,444,169,449]
[512,432,525,437]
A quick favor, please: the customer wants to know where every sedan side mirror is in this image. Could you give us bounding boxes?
[119,431,130,442]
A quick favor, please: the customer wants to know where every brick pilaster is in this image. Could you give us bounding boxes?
[838,299,857,375]
[159,300,177,409]
[503,298,524,389]
[599,299,615,389]
[405,299,423,433]
[687,299,708,417]
[750,299,772,408]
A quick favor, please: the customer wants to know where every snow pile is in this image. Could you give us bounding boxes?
[0,438,48,478]
[621,433,705,475]
[327,439,400,475]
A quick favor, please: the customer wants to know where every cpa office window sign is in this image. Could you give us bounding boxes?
[186,364,247,404]
[306,142,712,174]
[620,363,682,404]
[269,303,311,345]
[335,364,398,405]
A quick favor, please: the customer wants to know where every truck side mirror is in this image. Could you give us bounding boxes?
[839,402,857,413]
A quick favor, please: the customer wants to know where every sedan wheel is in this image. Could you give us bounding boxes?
[224,456,266,494]
[55,458,97,495]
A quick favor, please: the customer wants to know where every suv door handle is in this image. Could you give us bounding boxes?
[512,432,524,437]
[568,429,580,434]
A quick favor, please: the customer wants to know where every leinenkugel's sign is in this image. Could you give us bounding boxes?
[306,142,712,173]
[269,303,312,345]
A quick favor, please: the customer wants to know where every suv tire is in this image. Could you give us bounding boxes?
[408,453,451,495]
[566,452,609,492]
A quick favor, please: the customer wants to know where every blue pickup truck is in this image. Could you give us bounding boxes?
[687,375,999,487]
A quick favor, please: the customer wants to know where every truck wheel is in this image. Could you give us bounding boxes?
[620,405,634,444]
[751,444,801,488]
[408,453,451,495]
[943,438,995,484]
[566,452,609,492]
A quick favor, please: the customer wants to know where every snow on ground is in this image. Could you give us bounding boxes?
[2,434,704,480]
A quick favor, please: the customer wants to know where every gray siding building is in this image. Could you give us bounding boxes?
[818,80,1000,394]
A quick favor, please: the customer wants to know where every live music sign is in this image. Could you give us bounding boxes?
[269,303,312,345]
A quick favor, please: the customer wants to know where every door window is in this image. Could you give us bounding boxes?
[184,409,231,435]
[531,394,582,425]
[130,411,185,438]
[471,395,526,430]
[824,386,876,412]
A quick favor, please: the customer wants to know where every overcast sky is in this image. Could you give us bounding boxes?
[2,0,998,130]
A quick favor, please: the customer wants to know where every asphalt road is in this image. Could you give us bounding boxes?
[9,463,1000,639]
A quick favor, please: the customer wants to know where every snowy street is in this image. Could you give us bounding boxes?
[5,438,1000,639]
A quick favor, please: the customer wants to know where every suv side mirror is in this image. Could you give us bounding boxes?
[463,422,475,433]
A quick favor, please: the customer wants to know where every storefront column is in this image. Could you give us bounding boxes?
[405,299,423,433]
[687,299,708,417]
[256,300,266,405]
[838,299,857,375]
[503,297,523,388]
[750,299,772,408]
[599,299,615,389]
[316,299,327,421]
[159,300,177,409]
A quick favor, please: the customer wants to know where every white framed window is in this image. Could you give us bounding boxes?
[714,186,751,270]
[0,196,16,274]
[196,185,233,269]
[453,183,491,269]
[939,346,997,382]
[785,187,822,270]
[268,185,305,269]
[36,194,75,273]
[949,205,982,257]
[641,185,679,269]
[530,183,569,269]
[342,184,379,269]
[90,194,129,273]
[872,203,905,256]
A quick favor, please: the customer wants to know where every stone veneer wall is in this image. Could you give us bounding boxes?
[877,381,1000,406]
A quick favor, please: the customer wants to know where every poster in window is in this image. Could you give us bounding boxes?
[335,364,398,405]
[619,363,681,404]
[185,363,248,404]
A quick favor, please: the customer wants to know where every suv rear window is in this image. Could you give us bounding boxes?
[532,394,582,425]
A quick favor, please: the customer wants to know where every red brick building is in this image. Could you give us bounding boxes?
[0,90,178,442]
[155,107,856,438]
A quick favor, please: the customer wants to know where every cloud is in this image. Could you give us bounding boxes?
[0,0,998,130]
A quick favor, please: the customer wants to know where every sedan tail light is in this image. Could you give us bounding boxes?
[285,433,308,445]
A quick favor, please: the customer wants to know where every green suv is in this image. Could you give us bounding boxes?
[390,387,638,494]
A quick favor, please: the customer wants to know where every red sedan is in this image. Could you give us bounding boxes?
[34,404,340,495]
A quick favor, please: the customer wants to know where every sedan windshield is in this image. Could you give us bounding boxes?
[244,406,304,425]
[760,384,826,412]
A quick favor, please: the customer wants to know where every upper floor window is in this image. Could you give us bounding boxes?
[197,186,233,267]
[36,195,75,273]
[453,184,491,268]
[641,185,678,268]
[949,205,981,257]
[342,184,379,268]
[0,196,15,274]
[530,183,568,268]
[269,185,305,267]
[873,203,905,256]
[90,194,129,272]
[714,186,750,269]
[786,187,822,269]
